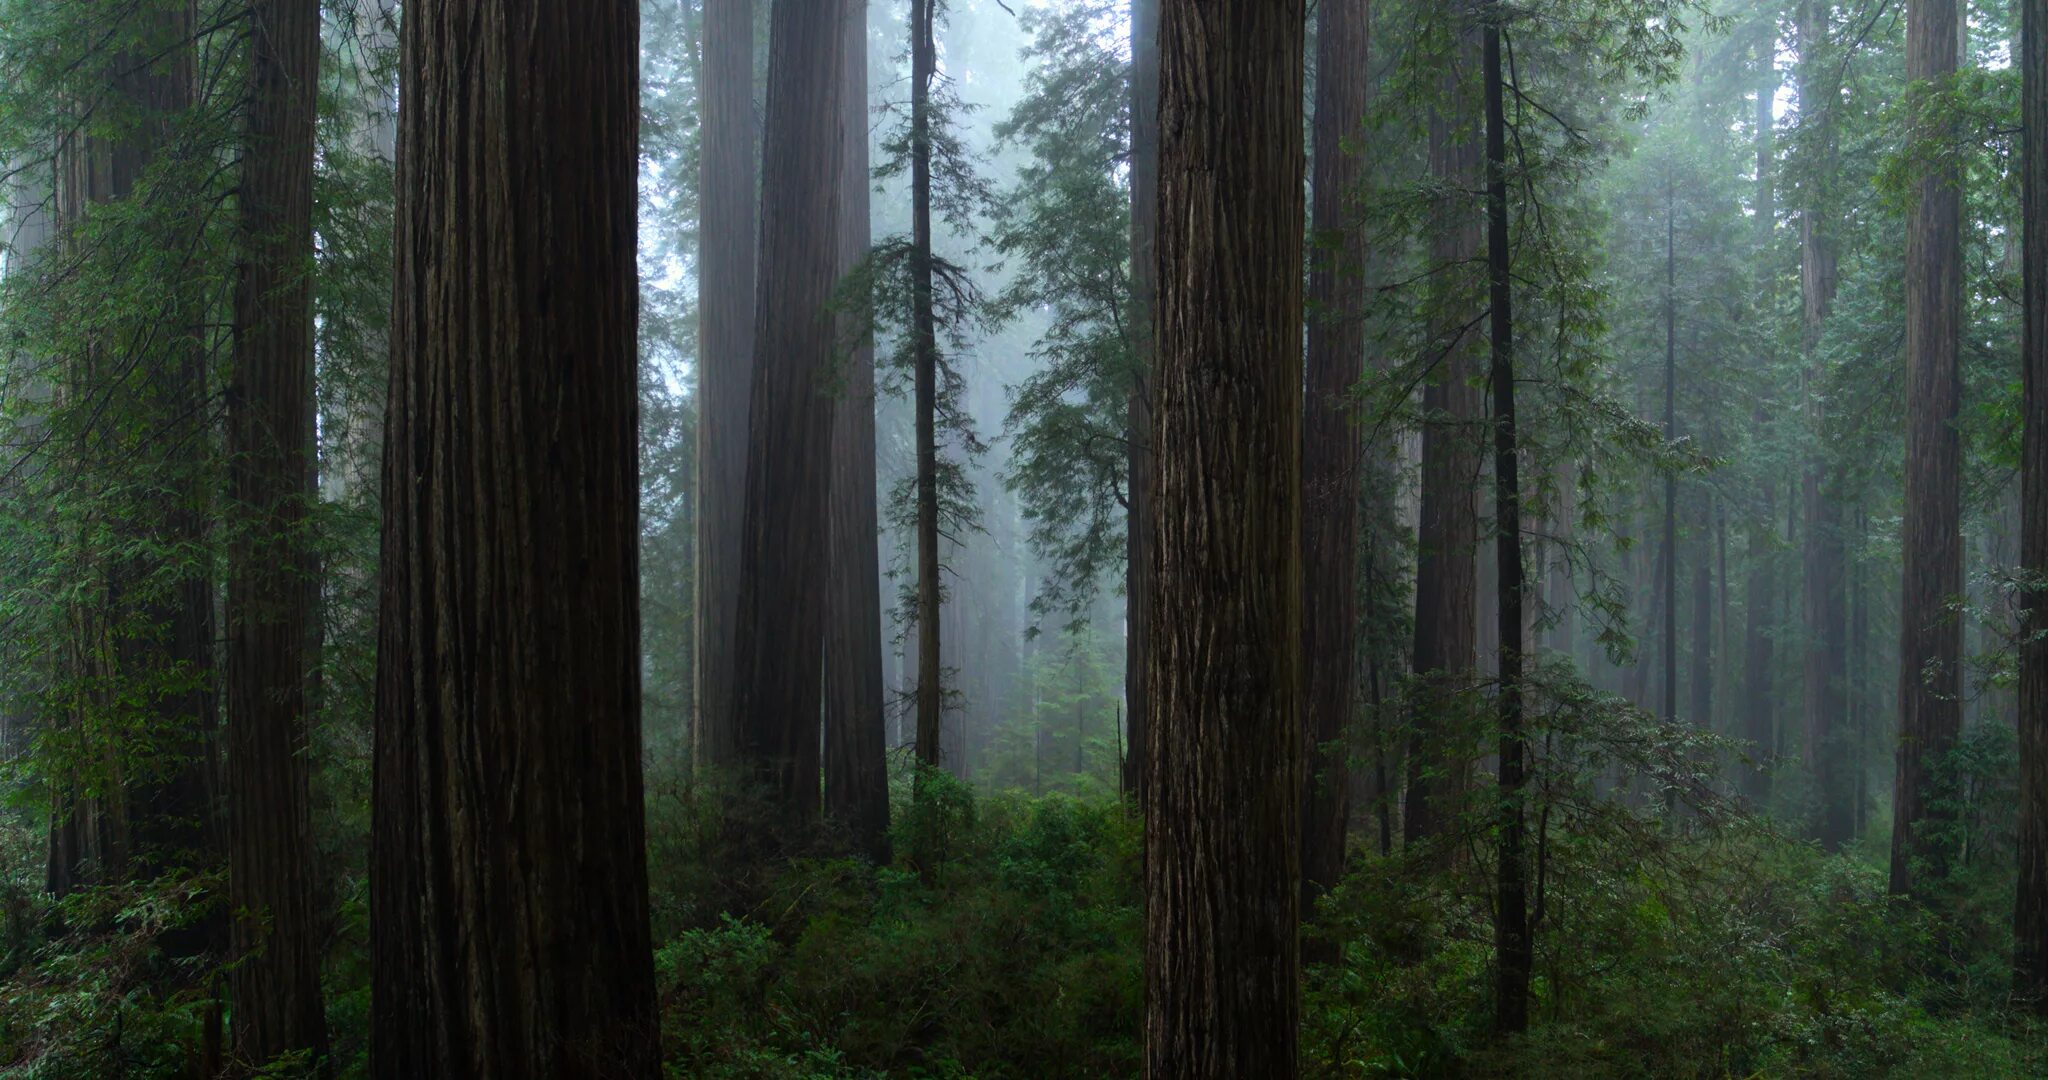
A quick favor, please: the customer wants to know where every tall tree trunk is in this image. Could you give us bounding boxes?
[1662,182,1678,733]
[695,0,757,770]
[1794,0,1852,850]
[370,2,658,1073]
[910,0,944,773]
[48,0,218,902]
[824,0,890,862]
[1145,0,1305,1072]
[1123,0,1159,802]
[1691,505,1714,729]
[2013,0,2047,1007]
[1405,21,1481,847]
[227,0,327,1065]
[1484,9,1531,1036]
[1890,0,1965,895]
[731,0,847,832]
[1301,0,1369,923]
[1742,52,1779,804]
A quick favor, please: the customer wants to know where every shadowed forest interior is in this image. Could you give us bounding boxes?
[1,0,2047,1075]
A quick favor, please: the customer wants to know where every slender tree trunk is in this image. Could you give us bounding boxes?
[1123,0,1159,802]
[1742,53,1777,800]
[370,2,658,1073]
[1663,182,1678,733]
[695,0,757,770]
[1484,9,1531,1037]
[1691,506,1714,730]
[731,0,847,831]
[1301,0,1369,923]
[1405,20,1482,847]
[910,0,944,772]
[2013,0,2047,1007]
[227,0,327,1066]
[1891,0,1965,895]
[1145,0,1305,1071]
[824,0,890,862]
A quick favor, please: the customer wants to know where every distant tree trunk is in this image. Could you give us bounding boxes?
[910,0,944,773]
[48,0,218,902]
[1662,182,1678,733]
[731,0,847,830]
[1890,0,1964,896]
[1691,505,1714,730]
[2013,0,2047,1008]
[227,0,327,1066]
[1300,0,1369,923]
[824,0,890,862]
[1484,11,1531,1037]
[370,2,658,1073]
[1794,0,1852,851]
[695,0,757,771]
[1145,0,1305,1072]
[1405,21,1481,847]
[1123,0,1159,802]
[1741,51,1777,801]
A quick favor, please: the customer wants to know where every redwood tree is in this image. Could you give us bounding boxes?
[1890,0,1964,896]
[910,0,944,771]
[1145,0,1306,1072]
[730,0,846,825]
[370,1,658,1073]
[1405,20,1482,847]
[1301,0,1369,917]
[695,0,757,770]
[825,0,891,860]
[227,0,326,1064]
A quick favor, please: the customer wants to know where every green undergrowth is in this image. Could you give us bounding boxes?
[0,769,2043,1077]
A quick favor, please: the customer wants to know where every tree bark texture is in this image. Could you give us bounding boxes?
[1123,0,1159,802]
[2014,0,2047,1009]
[228,0,328,1066]
[1300,0,1369,919]
[1741,50,1778,804]
[695,0,757,771]
[1145,0,1306,1073]
[1405,23,1482,848]
[1890,0,1964,895]
[370,2,658,1074]
[825,0,890,862]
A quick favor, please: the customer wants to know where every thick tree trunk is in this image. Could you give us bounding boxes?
[1405,23,1482,847]
[731,0,847,831]
[1301,0,1369,922]
[1483,12,1531,1036]
[1890,0,1964,895]
[227,0,327,1066]
[370,2,658,1073]
[1145,0,1305,1072]
[695,0,757,771]
[48,0,218,902]
[1794,0,1853,850]
[825,0,890,862]
[2014,0,2047,1009]
[911,0,944,773]
[1123,0,1159,802]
